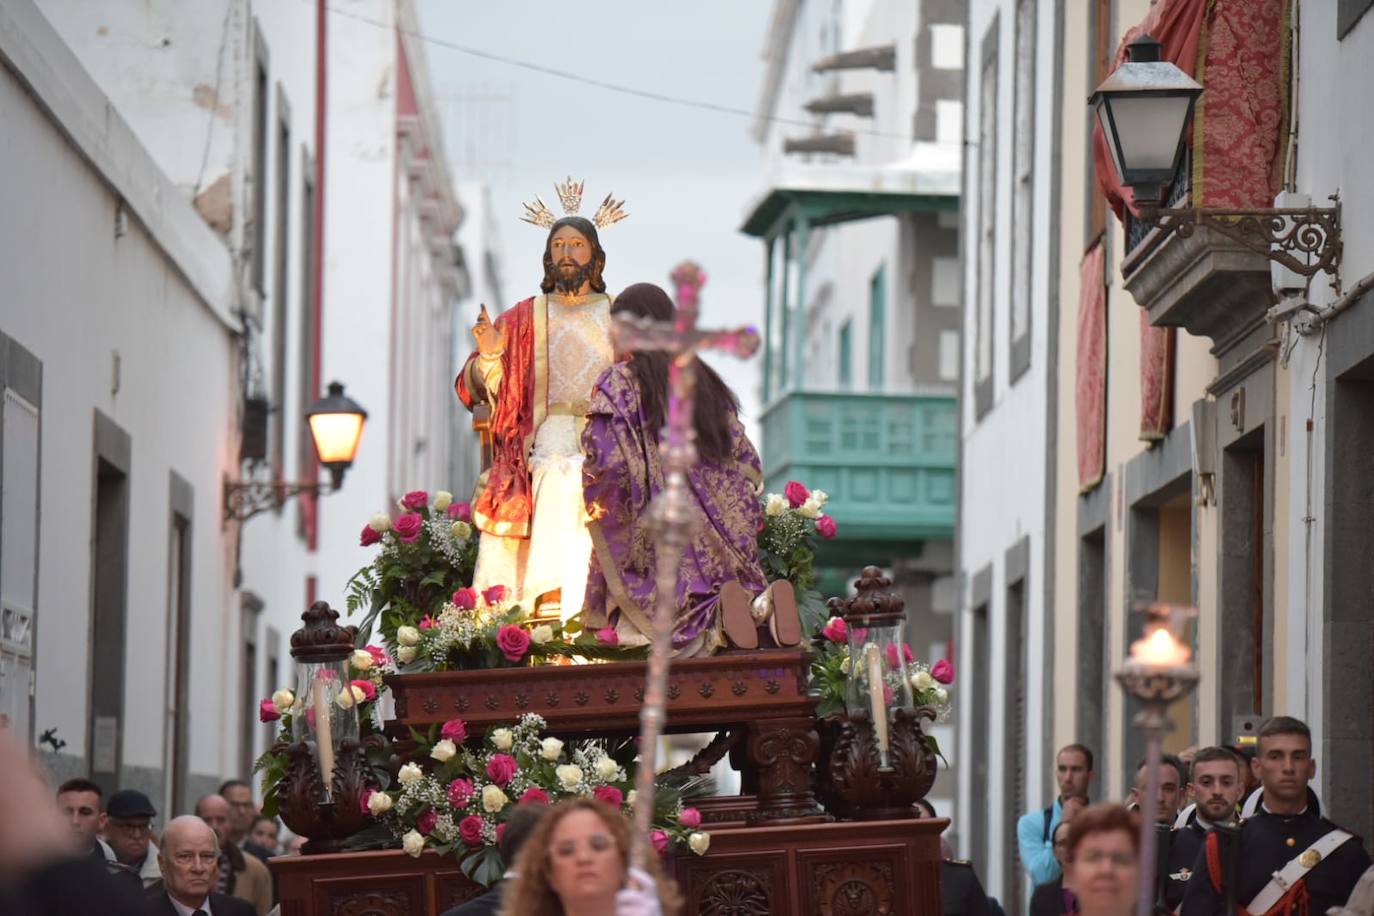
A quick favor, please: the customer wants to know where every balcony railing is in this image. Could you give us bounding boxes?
[760,391,956,544]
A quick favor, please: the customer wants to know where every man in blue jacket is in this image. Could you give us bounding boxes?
[1017,743,1095,887]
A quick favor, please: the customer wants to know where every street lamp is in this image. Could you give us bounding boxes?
[223,380,368,523]
[1114,602,1200,916]
[1090,35,1341,282]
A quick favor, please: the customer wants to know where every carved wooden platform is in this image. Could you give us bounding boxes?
[270,816,948,916]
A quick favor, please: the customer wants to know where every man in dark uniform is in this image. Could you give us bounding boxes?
[1162,747,1246,911]
[1180,717,1371,916]
[915,799,1001,916]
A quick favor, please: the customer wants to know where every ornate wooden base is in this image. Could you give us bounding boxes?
[817,709,938,821]
[269,817,949,916]
[275,737,380,854]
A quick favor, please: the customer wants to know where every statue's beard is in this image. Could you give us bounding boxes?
[553,260,593,294]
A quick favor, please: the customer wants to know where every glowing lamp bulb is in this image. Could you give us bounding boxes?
[1130,626,1190,667]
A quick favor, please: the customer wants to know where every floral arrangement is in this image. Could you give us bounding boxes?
[808,615,955,763]
[366,713,711,886]
[757,480,835,631]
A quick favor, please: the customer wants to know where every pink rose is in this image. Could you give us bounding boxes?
[402,490,429,511]
[448,501,472,522]
[650,830,670,855]
[452,588,478,610]
[447,778,474,808]
[679,807,702,828]
[518,787,549,805]
[393,513,423,543]
[482,585,507,605]
[350,679,376,702]
[458,815,485,846]
[360,524,382,547]
[816,515,838,539]
[359,789,374,814]
[883,643,914,668]
[496,823,507,846]
[883,683,894,706]
[593,785,624,807]
[304,706,317,729]
[852,627,868,644]
[365,644,390,667]
[416,808,438,835]
[496,625,531,663]
[821,617,848,644]
[486,754,518,786]
[259,698,281,723]
[784,480,810,508]
[595,627,619,646]
[419,615,436,631]
[931,659,955,684]
[441,718,468,743]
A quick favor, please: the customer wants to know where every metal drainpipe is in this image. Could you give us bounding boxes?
[1304,270,1374,331]
[308,0,327,551]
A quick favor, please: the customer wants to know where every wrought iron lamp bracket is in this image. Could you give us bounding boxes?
[1138,202,1342,282]
[223,476,329,524]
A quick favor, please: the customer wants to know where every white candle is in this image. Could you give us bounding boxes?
[313,678,335,798]
[864,644,890,756]
[1130,627,1191,667]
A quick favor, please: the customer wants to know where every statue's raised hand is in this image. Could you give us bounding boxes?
[472,304,506,356]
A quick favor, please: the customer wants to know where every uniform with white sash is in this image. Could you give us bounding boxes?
[1179,805,1370,916]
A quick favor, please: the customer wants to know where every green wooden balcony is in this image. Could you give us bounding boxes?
[760,391,956,561]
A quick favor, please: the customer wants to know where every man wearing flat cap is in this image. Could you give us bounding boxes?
[104,789,163,893]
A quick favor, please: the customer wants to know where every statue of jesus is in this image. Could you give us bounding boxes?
[454,208,614,620]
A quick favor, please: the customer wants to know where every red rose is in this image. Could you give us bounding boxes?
[458,815,485,846]
[650,830,670,855]
[419,615,436,631]
[518,787,549,805]
[883,643,913,668]
[393,513,423,543]
[416,808,438,835]
[359,789,374,815]
[258,698,281,723]
[821,617,848,644]
[815,515,838,539]
[448,501,472,522]
[883,683,894,706]
[360,524,382,547]
[482,585,507,605]
[931,659,955,684]
[447,778,474,808]
[679,807,702,828]
[496,823,507,846]
[365,645,390,667]
[784,480,810,508]
[595,627,619,646]
[496,625,531,663]
[486,754,518,786]
[441,718,468,743]
[452,588,478,610]
[350,679,376,702]
[593,785,624,808]
[402,490,429,511]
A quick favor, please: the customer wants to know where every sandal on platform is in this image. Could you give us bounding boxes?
[720,580,760,650]
[761,580,802,648]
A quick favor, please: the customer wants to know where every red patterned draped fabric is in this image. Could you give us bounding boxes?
[1076,242,1108,491]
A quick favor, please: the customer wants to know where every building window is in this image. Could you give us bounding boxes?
[939,330,960,382]
[932,256,960,307]
[930,24,965,70]
[89,412,131,795]
[0,337,41,740]
[271,88,291,482]
[975,18,1000,405]
[250,24,269,295]
[868,264,887,392]
[164,475,192,816]
[297,158,317,539]
[838,319,853,390]
[1009,0,1036,377]
[240,595,262,781]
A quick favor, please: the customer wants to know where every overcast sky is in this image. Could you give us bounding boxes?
[415,1,774,421]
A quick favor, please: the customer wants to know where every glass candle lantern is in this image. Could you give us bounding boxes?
[289,602,361,803]
[840,568,915,772]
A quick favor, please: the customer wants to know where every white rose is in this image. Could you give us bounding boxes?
[540,737,565,761]
[396,626,421,647]
[433,490,453,511]
[430,739,457,762]
[556,764,584,791]
[764,494,786,517]
[627,790,637,806]
[481,784,508,813]
[451,520,473,541]
[396,646,418,665]
[402,829,425,857]
[335,687,356,709]
[271,688,295,714]
[490,728,514,752]
[911,670,935,692]
[398,762,424,787]
[840,656,852,675]
[351,649,374,671]
[934,686,949,704]
[798,501,820,519]
[530,624,554,646]
[688,832,711,855]
[594,757,619,781]
[368,513,392,533]
[367,791,394,815]
[811,489,829,508]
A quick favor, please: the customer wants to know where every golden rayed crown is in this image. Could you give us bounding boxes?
[521,177,628,230]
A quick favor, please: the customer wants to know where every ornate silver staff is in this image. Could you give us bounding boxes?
[611,261,760,869]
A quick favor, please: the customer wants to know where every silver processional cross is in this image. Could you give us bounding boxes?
[611,261,760,869]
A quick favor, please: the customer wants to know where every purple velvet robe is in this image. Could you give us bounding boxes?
[581,363,767,654]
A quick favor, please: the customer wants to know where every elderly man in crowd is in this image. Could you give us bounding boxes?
[195,793,272,915]
[147,816,255,916]
[105,789,163,892]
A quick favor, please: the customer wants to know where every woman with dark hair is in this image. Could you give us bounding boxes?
[500,798,680,916]
[580,282,799,655]
[1063,804,1141,916]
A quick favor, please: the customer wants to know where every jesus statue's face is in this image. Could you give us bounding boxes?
[548,225,594,294]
